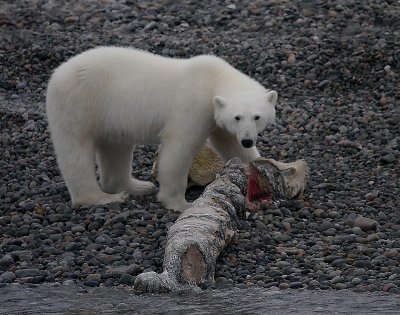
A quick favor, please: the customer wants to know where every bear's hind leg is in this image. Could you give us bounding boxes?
[52,134,129,207]
[96,140,156,196]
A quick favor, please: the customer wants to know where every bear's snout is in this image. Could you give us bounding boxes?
[241,139,254,148]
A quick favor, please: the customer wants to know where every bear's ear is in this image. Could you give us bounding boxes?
[266,90,278,106]
[213,96,227,111]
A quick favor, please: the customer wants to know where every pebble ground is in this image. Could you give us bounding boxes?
[0,0,399,293]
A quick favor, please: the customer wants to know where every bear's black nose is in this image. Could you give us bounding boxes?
[241,139,253,148]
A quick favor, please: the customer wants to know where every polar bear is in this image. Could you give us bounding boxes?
[46,47,277,211]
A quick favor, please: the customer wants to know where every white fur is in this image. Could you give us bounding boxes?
[46,46,277,211]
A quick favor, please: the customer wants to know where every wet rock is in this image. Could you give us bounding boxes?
[84,280,100,287]
[15,269,41,278]
[0,254,14,267]
[308,279,320,289]
[351,277,362,285]
[278,283,290,290]
[119,274,135,285]
[331,276,342,284]
[85,273,102,286]
[289,281,303,289]
[105,264,140,278]
[382,283,397,292]
[0,271,16,283]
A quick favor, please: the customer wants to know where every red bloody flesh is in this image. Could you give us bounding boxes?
[246,166,273,205]
[247,174,261,202]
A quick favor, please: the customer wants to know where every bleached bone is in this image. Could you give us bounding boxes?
[134,157,309,293]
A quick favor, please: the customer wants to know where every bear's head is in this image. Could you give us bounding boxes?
[213,90,277,148]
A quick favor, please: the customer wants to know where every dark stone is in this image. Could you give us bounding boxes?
[15,269,41,278]
[0,271,16,283]
[324,255,342,263]
[84,280,100,287]
[0,254,14,267]
[119,273,134,285]
[289,281,304,289]
[64,242,79,251]
[380,153,395,164]
[331,259,348,267]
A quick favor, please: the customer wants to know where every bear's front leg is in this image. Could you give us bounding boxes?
[156,140,197,212]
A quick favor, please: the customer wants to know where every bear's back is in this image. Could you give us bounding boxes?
[52,47,184,82]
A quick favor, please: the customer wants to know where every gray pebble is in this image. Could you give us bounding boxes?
[84,280,100,287]
[16,80,27,89]
[0,271,16,283]
[71,225,86,233]
[95,234,113,244]
[15,268,41,278]
[331,275,342,284]
[272,232,291,242]
[354,216,378,231]
[380,153,395,164]
[119,273,134,285]
[0,254,14,267]
[351,277,362,285]
[21,201,35,211]
[64,242,79,251]
[0,186,7,197]
[339,126,348,134]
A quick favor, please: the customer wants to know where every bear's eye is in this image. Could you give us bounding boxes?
[235,116,241,121]
[254,115,260,121]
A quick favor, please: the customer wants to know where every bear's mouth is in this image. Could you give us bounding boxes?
[246,162,274,212]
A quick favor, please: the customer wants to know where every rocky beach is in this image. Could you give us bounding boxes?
[0,0,399,299]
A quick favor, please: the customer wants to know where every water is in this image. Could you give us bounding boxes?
[1,284,399,315]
